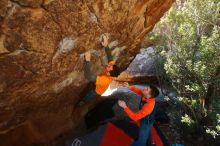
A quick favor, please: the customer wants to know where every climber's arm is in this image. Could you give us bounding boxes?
[101,34,113,62]
[105,47,113,62]
[83,52,97,82]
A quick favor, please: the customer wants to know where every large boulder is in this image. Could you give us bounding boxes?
[0,0,173,145]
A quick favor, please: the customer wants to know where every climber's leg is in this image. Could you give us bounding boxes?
[83,90,97,102]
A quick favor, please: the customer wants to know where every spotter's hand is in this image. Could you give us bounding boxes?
[122,82,130,88]
[118,100,127,109]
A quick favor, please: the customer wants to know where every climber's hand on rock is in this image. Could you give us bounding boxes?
[101,35,109,47]
[85,52,91,61]
[118,100,127,109]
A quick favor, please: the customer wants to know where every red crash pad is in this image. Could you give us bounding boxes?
[100,122,164,146]
[100,122,134,146]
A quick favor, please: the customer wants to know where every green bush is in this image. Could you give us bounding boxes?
[150,0,220,139]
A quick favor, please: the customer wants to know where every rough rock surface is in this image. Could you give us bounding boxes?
[0,0,173,145]
[126,47,163,76]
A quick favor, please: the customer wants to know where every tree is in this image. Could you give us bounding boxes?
[150,0,220,139]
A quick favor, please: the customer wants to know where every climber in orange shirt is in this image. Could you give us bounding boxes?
[82,35,120,103]
[118,85,159,146]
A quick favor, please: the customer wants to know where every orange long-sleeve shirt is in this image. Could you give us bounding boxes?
[95,61,116,95]
[95,75,113,95]
[124,86,155,121]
